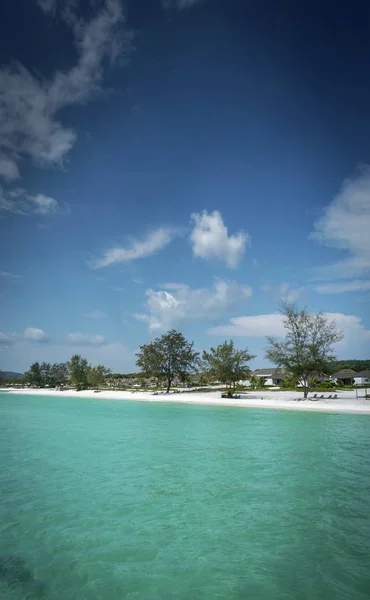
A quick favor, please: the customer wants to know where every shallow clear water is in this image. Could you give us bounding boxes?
[1,393,370,600]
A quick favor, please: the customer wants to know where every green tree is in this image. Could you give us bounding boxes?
[40,362,52,387]
[67,354,89,391]
[265,302,344,399]
[24,362,43,387]
[202,340,255,397]
[136,329,200,393]
[50,363,68,387]
[88,365,110,390]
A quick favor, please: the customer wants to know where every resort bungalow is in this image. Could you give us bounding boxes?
[353,370,370,386]
[253,368,287,386]
[330,369,358,386]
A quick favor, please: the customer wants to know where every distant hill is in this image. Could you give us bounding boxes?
[1,371,24,379]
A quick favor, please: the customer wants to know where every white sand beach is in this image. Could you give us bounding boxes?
[2,387,370,414]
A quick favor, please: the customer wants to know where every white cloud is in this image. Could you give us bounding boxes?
[162,0,206,9]
[0,271,21,279]
[135,279,252,331]
[23,327,49,342]
[158,282,188,291]
[190,210,249,269]
[310,166,370,279]
[84,310,107,319]
[315,280,370,294]
[67,332,105,346]
[261,282,305,303]
[37,0,57,14]
[0,332,12,344]
[91,228,175,268]
[0,186,61,215]
[209,313,285,337]
[208,312,370,356]
[0,0,132,182]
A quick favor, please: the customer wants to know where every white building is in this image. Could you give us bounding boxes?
[353,370,370,386]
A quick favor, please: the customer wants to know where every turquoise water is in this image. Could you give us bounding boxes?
[1,394,370,600]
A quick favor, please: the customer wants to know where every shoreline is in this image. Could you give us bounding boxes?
[1,387,370,414]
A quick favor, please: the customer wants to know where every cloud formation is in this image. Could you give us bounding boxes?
[0,271,21,279]
[190,210,249,269]
[67,332,105,345]
[0,0,132,182]
[23,327,49,342]
[261,282,306,303]
[0,186,61,215]
[0,332,12,344]
[310,166,370,279]
[83,311,107,319]
[315,280,370,294]
[135,279,252,331]
[92,228,175,268]
[162,0,206,9]
[209,312,370,352]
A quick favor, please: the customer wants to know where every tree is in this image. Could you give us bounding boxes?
[50,363,68,387]
[136,329,200,393]
[40,362,52,387]
[67,354,89,391]
[202,340,255,397]
[24,362,43,387]
[265,302,344,399]
[88,365,110,390]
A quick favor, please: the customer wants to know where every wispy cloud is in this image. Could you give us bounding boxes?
[190,210,249,269]
[135,279,252,331]
[36,0,57,14]
[0,270,21,279]
[261,282,306,303]
[0,186,63,216]
[310,166,370,279]
[67,333,106,346]
[209,314,285,337]
[91,228,176,268]
[315,280,370,294]
[162,0,206,10]
[0,332,13,345]
[83,311,107,319]
[0,0,133,183]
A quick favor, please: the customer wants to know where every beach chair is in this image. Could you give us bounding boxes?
[327,395,332,399]
[333,394,338,399]
[319,394,324,398]
[312,393,317,399]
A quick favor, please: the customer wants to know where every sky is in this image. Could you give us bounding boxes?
[0,0,370,373]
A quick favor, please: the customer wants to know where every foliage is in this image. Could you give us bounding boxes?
[281,374,299,389]
[88,364,110,390]
[136,329,200,393]
[24,362,43,387]
[328,359,370,374]
[67,354,89,391]
[265,302,344,399]
[202,340,255,397]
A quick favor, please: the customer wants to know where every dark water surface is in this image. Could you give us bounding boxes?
[1,393,370,599]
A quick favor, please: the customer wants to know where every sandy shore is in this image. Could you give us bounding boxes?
[1,387,370,414]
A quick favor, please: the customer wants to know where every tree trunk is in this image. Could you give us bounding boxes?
[166,377,172,393]
[303,378,308,399]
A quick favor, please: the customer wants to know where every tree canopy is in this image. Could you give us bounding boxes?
[265,302,344,398]
[136,329,200,393]
[202,340,255,396]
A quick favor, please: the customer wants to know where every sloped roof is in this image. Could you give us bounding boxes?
[331,369,358,378]
[253,368,275,376]
[253,368,286,378]
[355,370,370,377]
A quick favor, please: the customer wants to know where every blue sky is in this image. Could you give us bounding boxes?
[1,0,370,373]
